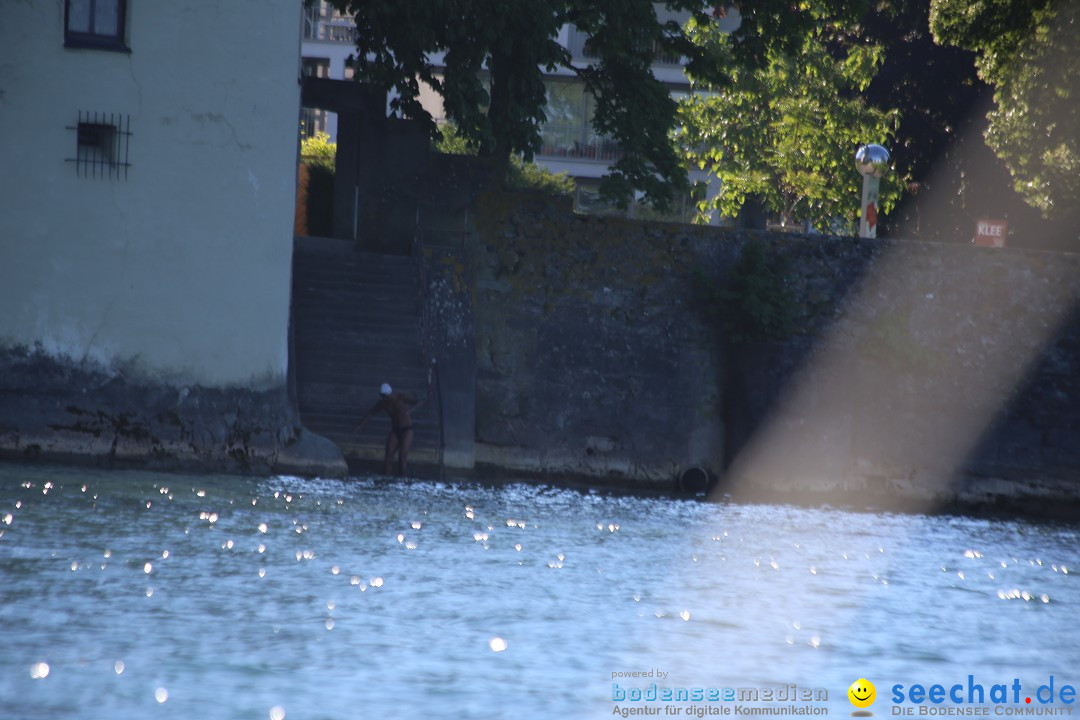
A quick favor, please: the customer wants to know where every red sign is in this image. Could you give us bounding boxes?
[974,218,1008,247]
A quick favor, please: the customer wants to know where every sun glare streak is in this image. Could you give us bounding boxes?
[716,206,1077,514]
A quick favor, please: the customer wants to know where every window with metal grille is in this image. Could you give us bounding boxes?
[65,0,129,51]
[66,112,132,180]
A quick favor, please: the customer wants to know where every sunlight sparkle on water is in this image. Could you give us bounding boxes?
[29,662,49,679]
[114,661,124,675]
[269,706,286,720]
[489,637,508,652]
[155,688,168,703]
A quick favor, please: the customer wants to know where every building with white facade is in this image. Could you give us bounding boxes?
[0,0,344,475]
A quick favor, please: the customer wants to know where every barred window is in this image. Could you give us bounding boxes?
[67,112,132,180]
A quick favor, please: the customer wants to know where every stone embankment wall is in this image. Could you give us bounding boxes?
[0,347,344,477]
[467,191,1080,512]
[469,193,729,487]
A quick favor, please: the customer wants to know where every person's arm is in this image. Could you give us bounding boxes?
[354,400,384,433]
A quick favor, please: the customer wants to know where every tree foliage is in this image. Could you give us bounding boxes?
[679,20,903,231]
[853,1,981,186]
[930,0,1080,217]
[328,0,866,210]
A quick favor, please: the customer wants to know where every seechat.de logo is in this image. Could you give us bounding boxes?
[849,678,877,716]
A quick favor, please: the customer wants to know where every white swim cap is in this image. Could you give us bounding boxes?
[379,383,392,396]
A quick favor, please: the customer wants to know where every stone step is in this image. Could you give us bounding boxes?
[292,312,421,332]
[298,381,433,405]
[292,261,418,284]
[303,415,441,447]
[292,293,419,312]
[296,367,430,389]
[292,269,418,287]
[293,344,428,365]
[294,325,421,344]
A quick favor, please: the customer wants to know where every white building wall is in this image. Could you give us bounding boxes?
[0,0,302,388]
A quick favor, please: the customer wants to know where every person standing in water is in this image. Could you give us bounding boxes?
[355,383,424,476]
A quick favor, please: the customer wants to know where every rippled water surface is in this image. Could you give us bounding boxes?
[1,463,1078,719]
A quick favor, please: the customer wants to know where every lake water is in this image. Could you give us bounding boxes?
[1,463,1078,720]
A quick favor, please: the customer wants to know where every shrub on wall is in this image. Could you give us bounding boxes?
[506,156,575,197]
[698,240,795,344]
[301,132,336,172]
[433,122,574,197]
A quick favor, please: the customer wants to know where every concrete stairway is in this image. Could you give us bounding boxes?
[291,238,440,472]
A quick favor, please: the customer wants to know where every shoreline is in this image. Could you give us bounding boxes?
[3,456,1078,524]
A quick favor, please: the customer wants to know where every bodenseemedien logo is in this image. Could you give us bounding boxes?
[849,678,877,716]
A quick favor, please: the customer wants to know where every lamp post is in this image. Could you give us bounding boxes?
[855,144,889,238]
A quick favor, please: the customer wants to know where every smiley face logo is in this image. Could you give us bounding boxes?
[848,678,876,712]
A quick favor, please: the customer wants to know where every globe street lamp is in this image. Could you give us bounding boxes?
[855,144,889,238]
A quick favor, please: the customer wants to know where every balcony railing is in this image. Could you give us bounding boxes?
[302,5,357,44]
[566,26,684,66]
[537,124,622,162]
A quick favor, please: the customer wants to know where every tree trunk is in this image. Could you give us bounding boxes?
[482,50,514,189]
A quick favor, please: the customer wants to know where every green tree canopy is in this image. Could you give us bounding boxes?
[930,0,1080,218]
[679,19,903,231]
[329,0,866,210]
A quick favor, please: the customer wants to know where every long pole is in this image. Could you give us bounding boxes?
[859,174,881,238]
[432,359,445,481]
